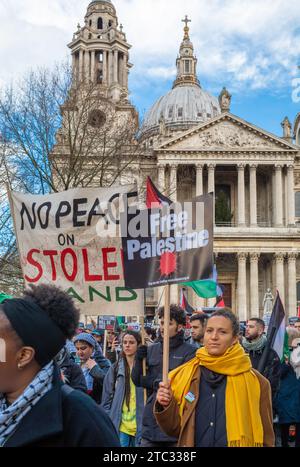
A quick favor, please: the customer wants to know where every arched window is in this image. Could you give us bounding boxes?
[97,17,103,30]
[108,20,113,28]
[296,192,300,217]
[89,20,92,27]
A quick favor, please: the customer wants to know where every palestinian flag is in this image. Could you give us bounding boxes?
[180,288,195,316]
[0,293,12,304]
[267,292,286,361]
[215,296,226,308]
[182,265,220,299]
[146,176,172,209]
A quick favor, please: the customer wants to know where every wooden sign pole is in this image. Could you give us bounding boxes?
[162,284,171,385]
[140,314,147,405]
[103,330,108,357]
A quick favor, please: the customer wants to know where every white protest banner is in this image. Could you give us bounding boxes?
[9,185,144,316]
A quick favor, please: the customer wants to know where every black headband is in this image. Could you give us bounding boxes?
[1,298,66,367]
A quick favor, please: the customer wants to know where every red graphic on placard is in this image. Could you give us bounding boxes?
[159,252,177,277]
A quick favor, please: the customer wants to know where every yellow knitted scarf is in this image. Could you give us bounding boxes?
[169,343,263,447]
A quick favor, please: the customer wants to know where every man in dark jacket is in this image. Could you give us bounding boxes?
[55,347,87,392]
[242,318,281,402]
[131,304,196,447]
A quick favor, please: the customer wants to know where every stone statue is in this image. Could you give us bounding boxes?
[159,113,167,136]
[263,288,274,315]
[281,117,292,139]
[218,87,232,113]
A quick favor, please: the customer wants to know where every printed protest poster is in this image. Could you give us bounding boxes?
[121,194,214,289]
[9,185,144,316]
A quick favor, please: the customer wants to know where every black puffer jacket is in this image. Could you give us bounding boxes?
[131,331,196,443]
[246,347,281,402]
[57,350,87,393]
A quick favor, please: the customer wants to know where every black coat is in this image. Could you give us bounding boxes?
[131,331,196,443]
[4,367,120,447]
[59,352,87,393]
[246,347,281,402]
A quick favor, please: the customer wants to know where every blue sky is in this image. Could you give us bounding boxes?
[0,0,299,137]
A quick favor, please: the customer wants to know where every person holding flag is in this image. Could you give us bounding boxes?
[241,317,281,404]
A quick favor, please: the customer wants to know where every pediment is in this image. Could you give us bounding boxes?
[157,113,297,152]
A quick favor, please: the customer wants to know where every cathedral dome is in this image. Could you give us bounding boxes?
[141,84,220,137]
[140,17,221,139]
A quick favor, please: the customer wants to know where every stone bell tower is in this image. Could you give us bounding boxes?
[68,0,132,103]
[173,15,200,89]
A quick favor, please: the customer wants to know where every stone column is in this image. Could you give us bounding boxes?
[287,252,297,317]
[108,51,113,85]
[287,165,295,226]
[274,165,283,227]
[250,164,258,227]
[208,164,215,224]
[170,164,177,202]
[237,252,247,321]
[79,49,84,81]
[196,164,203,196]
[238,164,246,226]
[72,53,76,81]
[103,50,107,84]
[123,54,128,89]
[91,50,95,82]
[275,252,285,307]
[158,164,166,193]
[114,50,118,83]
[84,50,90,81]
[208,164,215,193]
[250,253,260,317]
[272,168,276,226]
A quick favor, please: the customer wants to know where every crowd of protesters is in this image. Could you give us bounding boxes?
[1,285,300,447]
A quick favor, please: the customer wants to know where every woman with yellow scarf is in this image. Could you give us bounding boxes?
[154,309,274,447]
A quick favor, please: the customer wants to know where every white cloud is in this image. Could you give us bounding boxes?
[0,0,299,98]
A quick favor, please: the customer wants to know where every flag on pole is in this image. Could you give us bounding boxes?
[180,288,195,316]
[267,292,286,361]
[146,176,172,209]
[182,265,221,299]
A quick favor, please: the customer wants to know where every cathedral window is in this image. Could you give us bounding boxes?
[97,17,103,30]
[168,106,173,118]
[99,51,103,63]
[109,20,113,28]
[296,192,300,217]
[89,20,92,27]
[178,107,183,118]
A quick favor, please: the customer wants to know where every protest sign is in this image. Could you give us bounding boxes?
[9,185,144,316]
[121,194,214,289]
